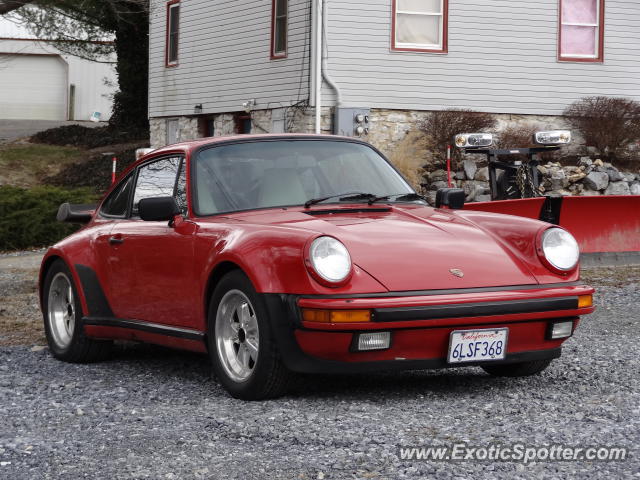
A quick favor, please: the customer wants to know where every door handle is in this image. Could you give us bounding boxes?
[108,236,124,245]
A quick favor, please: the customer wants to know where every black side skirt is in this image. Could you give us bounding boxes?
[83,317,205,342]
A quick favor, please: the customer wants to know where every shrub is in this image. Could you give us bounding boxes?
[418,109,497,167]
[44,146,141,193]
[563,96,640,160]
[31,124,148,149]
[0,186,98,251]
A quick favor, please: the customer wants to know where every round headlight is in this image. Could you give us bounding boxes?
[309,236,352,283]
[541,228,580,271]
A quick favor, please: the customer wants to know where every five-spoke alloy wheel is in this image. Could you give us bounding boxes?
[208,270,292,400]
[42,259,112,362]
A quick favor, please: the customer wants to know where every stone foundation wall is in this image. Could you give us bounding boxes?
[148,106,333,149]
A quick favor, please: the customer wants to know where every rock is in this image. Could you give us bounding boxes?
[462,159,477,181]
[567,172,587,183]
[579,189,601,196]
[425,191,437,206]
[475,167,489,182]
[584,171,609,191]
[630,182,640,195]
[578,157,593,167]
[537,165,548,176]
[622,172,636,182]
[604,181,631,196]
[474,194,492,203]
[30,346,47,352]
[550,189,572,196]
[605,167,624,182]
[428,180,449,191]
[594,159,604,167]
[428,169,448,182]
[454,171,466,181]
[550,169,567,190]
[563,166,580,174]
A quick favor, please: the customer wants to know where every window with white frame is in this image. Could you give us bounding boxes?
[393,0,448,52]
[559,0,604,61]
[271,0,288,58]
[166,1,180,66]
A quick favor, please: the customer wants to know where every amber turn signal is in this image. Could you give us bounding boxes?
[578,294,593,308]
[302,309,371,323]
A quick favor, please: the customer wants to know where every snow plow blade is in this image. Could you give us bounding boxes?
[464,196,640,266]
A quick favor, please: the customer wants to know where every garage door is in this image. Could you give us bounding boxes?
[0,54,67,120]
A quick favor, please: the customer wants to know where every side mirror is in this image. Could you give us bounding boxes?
[435,188,465,210]
[138,197,180,221]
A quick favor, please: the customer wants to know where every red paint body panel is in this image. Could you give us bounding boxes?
[38,135,595,372]
[295,320,567,363]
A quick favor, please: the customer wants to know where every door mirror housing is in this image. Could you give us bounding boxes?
[435,188,465,210]
[138,197,180,221]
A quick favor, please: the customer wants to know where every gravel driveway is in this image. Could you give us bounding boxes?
[0,253,638,479]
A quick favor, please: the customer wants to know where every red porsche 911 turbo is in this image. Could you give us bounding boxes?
[40,134,594,399]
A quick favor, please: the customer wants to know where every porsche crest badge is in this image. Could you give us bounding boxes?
[449,268,464,278]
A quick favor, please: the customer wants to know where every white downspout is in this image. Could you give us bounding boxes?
[314,0,323,134]
[321,0,342,107]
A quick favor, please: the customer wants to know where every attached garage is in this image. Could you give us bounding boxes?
[0,54,67,120]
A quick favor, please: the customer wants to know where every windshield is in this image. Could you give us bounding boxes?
[192,139,415,215]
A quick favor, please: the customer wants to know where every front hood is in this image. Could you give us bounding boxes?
[221,206,539,291]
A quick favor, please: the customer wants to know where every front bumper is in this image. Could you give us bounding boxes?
[263,283,594,374]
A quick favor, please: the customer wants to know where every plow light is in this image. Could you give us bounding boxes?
[534,130,571,145]
[454,133,493,149]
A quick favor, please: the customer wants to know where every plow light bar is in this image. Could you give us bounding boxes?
[534,130,572,146]
[454,133,493,149]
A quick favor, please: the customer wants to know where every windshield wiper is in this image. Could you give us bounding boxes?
[367,193,427,205]
[304,192,377,208]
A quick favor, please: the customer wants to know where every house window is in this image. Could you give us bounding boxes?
[392,0,448,53]
[559,0,604,61]
[166,1,180,66]
[271,0,287,58]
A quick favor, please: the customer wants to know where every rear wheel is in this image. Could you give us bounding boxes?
[208,270,292,400]
[42,259,112,362]
[481,359,552,377]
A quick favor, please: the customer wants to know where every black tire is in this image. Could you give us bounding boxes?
[42,259,112,362]
[207,270,293,400]
[481,359,552,377]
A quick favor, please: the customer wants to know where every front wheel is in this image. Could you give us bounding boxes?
[42,259,112,362]
[481,359,552,377]
[207,270,292,400]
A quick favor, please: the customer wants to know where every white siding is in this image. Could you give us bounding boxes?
[321,0,640,115]
[148,0,312,118]
[0,39,117,121]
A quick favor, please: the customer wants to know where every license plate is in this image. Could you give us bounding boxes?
[447,328,508,364]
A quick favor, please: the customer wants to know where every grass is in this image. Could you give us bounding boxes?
[0,144,85,188]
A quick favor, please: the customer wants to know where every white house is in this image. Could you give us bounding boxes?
[147,0,640,154]
[0,17,118,122]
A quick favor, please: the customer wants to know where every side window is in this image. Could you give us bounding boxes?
[132,157,181,215]
[175,160,188,215]
[100,174,134,217]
